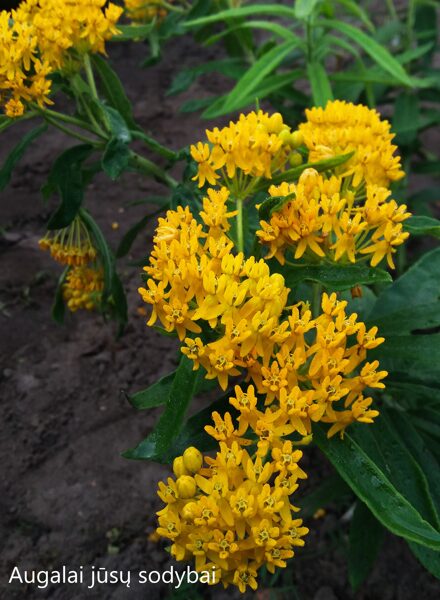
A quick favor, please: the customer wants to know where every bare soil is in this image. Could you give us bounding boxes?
[0,38,439,600]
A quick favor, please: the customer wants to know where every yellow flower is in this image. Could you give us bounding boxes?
[299,99,405,186]
[62,265,103,312]
[39,216,97,266]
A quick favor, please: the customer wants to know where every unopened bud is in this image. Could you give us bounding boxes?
[176,475,197,499]
[289,131,303,148]
[289,151,303,167]
[268,112,284,133]
[278,127,291,143]
[172,456,189,477]
[183,446,203,473]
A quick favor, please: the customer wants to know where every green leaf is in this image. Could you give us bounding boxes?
[295,0,320,19]
[203,70,303,118]
[307,61,334,106]
[322,19,413,86]
[91,55,137,129]
[0,124,46,191]
[258,191,296,222]
[46,145,94,230]
[314,424,440,550]
[370,335,440,388]
[367,246,440,331]
[392,93,420,145]
[409,542,440,579]
[116,210,161,258]
[203,41,298,118]
[112,23,154,41]
[348,501,385,590]
[127,372,175,410]
[185,4,298,28]
[99,105,131,143]
[51,267,69,324]
[266,152,354,188]
[123,356,200,460]
[79,208,114,299]
[404,215,440,239]
[276,262,392,291]
[333,0,375,32]
[167,59,246,97]
[204,19,303,46]
[102,138,130,180]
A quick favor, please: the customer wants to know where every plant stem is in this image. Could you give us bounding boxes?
[131,130,177,161]
[311,282,322,318]
[236,196,244,253]
[129,151,178,189]
[42,114,101,146]
[83,53,99,99]
[41,107,106,138]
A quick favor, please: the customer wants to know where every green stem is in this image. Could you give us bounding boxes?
[236,196,244,253]
[131,130,177,161]
[83,53,99,99]
[311,282,322,318]
[42,114,102,146]
[40,107,106,138]
[385,0,398,20]
[129,151,177,189]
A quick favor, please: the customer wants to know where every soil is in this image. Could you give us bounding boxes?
[0,36,439,600]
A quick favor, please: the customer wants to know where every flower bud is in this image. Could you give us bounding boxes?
[183,446,203,473]
[176,475,197,499]
[181,501,197,521]
[289,131,303,148]
[289,151,303,167]
[268,112,284,133]
[172,456,189,477]
[278,127,291,143]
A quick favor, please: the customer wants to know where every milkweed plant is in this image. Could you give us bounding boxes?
[1,0,440,594]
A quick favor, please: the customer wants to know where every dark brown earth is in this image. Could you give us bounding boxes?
[0,37,439,600]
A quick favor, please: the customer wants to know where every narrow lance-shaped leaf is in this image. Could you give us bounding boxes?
[185,4,298,28]
[322,19,414,87]
[307,61,334,107]
[0,124,47,191]
[205,41,299,118]
[314,424,440,550]
[348,501,385,590]
[46,144,94,230]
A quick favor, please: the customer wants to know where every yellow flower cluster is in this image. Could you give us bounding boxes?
[299,100,405,187]
[124,0,170,23]
[257,168,411,269]
[62,265,104,311]
[39,217,97,266]
[0,0,122,117]
[156,444,309,593]
[139,190,386,436]
[190,110,302,190]
[143,106,395,591]
[39,216,103,312]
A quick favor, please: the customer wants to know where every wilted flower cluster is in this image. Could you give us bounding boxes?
[39,216,103,312]
[257,167,411,268]
[156,444,309,592]
[0,0,122,117]
[190,110,302,190]
[62,265,104,312]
